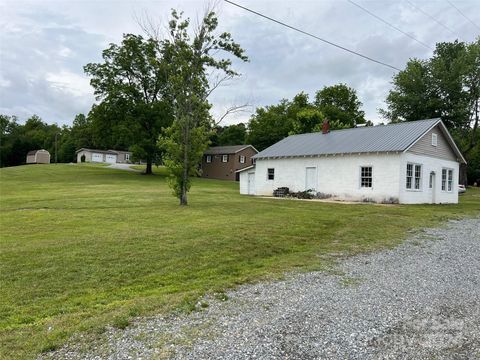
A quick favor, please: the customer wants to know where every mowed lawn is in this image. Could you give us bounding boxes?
[1,164,479,359]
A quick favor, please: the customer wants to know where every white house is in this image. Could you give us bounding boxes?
[238,118,466,204]
[75,148,132,164]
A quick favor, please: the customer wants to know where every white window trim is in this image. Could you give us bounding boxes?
[359,165,373,189]
[206,155,212,163]
[441,168,454,192]
[431,133,438,147]
[406,162,423,192]
[221,155,228,163]
[239,155,245,164]
[125,153,130,160]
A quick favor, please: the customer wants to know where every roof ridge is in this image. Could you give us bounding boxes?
[286,118,441,139]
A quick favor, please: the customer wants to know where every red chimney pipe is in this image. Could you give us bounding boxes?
[322,119,330,134]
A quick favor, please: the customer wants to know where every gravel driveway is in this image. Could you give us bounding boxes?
[45,218,480,360]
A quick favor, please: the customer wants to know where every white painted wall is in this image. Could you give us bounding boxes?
[239,169,256,195]
[241,152,460,204]
[399,153,459,204]
[252,153,402,203]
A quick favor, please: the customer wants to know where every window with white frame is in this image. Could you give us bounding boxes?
[432,133,438,147]
[222,155,228,163]
[239,155,245,164]
[125,153,130,161]
[442,169,447,190]
[448,169,453,191]
[206,155,212,163]
[406,163,422,190]
[267,168,275,180]
[442,168,453,191]
[360,166,372,188]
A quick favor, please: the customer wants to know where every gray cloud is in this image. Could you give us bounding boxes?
[1,0,478,126]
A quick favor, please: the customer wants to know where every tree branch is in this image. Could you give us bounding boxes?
[215,103,252,125]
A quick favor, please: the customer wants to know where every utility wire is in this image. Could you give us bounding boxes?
[223,0,401,71]
[445,0,480,32]
[405,0,456,37]
[347,0,434,50]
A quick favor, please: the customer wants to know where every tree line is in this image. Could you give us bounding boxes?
[0,82,366,168]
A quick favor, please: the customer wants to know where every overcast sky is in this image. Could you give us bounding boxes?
[1,0,479,127]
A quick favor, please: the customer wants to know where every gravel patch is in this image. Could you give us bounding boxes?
[106,164,140,172]
[43,218,480,360]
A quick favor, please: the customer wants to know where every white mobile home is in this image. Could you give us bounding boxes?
[239,119,466,204]
[75,148,132,164]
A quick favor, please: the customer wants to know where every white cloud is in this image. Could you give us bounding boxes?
[46,70,93,97]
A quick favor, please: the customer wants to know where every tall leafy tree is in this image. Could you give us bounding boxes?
[84,34,172,174]
[214,123,247,146]
[382,39,480,184]
[290,108,325,135]
[160,9,247,205]
[248,86,367,148]
[246,100,293,151]
[314,84,366,127]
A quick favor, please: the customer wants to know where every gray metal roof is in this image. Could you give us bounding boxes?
[75,148,118,155]
[254,118,448,159]
[204,145,256,155]
[27,149,49,155]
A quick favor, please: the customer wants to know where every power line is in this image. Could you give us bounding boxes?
[445,0,480,32]
[223,0,401,71]
[347,0,434,51]
[405,0,456,37]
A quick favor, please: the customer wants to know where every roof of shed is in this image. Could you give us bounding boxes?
[253,118,465,163]
[204,145,257,155]
[27,149,48,155]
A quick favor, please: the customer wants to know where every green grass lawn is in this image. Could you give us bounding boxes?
[1,164,479,359]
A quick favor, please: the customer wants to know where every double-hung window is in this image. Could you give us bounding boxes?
[442,168,453,191]
[360,166,372,188]
[406,163,422,190]
[222,155,228,163]
[239,155,245,164]
[206,155,212,163]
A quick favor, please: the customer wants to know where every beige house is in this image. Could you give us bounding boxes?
[26,149,50,164]
[201,145,258,181]
[76,148,132,164]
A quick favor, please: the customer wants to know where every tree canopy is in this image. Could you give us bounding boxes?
[84,34,173,174]
[247,85,367,150]
[382,39,480,184]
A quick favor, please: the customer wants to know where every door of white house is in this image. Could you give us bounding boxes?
[305,167,317,192]
[248,172,255,195]
[105,154,117,164]
[92,153,103,162]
